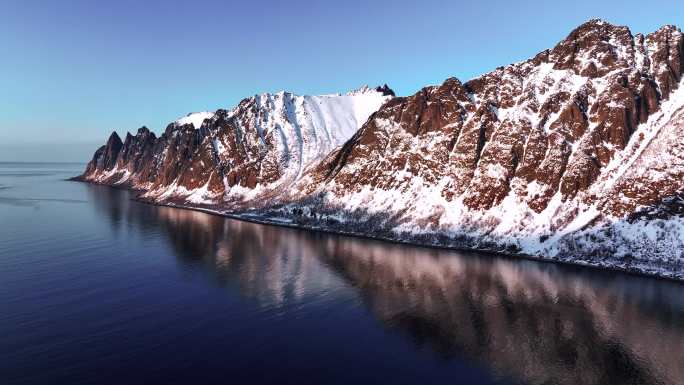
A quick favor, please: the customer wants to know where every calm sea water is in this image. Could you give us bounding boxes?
[1,162,684,385]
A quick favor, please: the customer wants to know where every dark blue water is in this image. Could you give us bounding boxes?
[1,162,684,385]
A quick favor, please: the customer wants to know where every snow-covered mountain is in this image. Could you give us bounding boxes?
[79,85,394,203]
[78,20,684,279]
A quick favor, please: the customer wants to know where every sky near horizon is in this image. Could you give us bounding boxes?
[0,0,681,162]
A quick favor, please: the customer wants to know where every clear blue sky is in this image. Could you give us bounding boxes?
[0,0,681,161]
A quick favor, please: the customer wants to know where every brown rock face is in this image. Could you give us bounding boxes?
[603,106,684,216]
[114,127,157,181]
[309,19,684,218]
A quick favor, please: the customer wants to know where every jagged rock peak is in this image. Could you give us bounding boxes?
[106,131,122,146]
[374,84,396,96]
[565,18,632,37]
[340,84,394,96]
[137,126,150,134]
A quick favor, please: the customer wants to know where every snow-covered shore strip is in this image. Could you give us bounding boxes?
[145,198,684,282]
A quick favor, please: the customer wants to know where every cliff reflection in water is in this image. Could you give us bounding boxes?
[90,186,684,385]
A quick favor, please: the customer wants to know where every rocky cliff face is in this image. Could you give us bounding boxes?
[78,20,684,279]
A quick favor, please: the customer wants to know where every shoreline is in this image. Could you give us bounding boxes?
[70,178,684,284]
[168,203,684,284]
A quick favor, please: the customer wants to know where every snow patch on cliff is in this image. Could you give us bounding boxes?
[176,111,215,129]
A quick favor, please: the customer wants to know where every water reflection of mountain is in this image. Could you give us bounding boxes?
[88,185,339,305]
[89,185,684,385]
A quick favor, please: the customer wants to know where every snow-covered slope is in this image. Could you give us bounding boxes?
[175,111,215,129]
[211,85,394,198]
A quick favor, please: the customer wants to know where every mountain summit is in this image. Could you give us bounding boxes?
[77,20,684,279]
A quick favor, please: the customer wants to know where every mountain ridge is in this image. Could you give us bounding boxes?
[77,19,684,279]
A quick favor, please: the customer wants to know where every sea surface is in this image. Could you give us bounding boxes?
[1,162,684,385]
